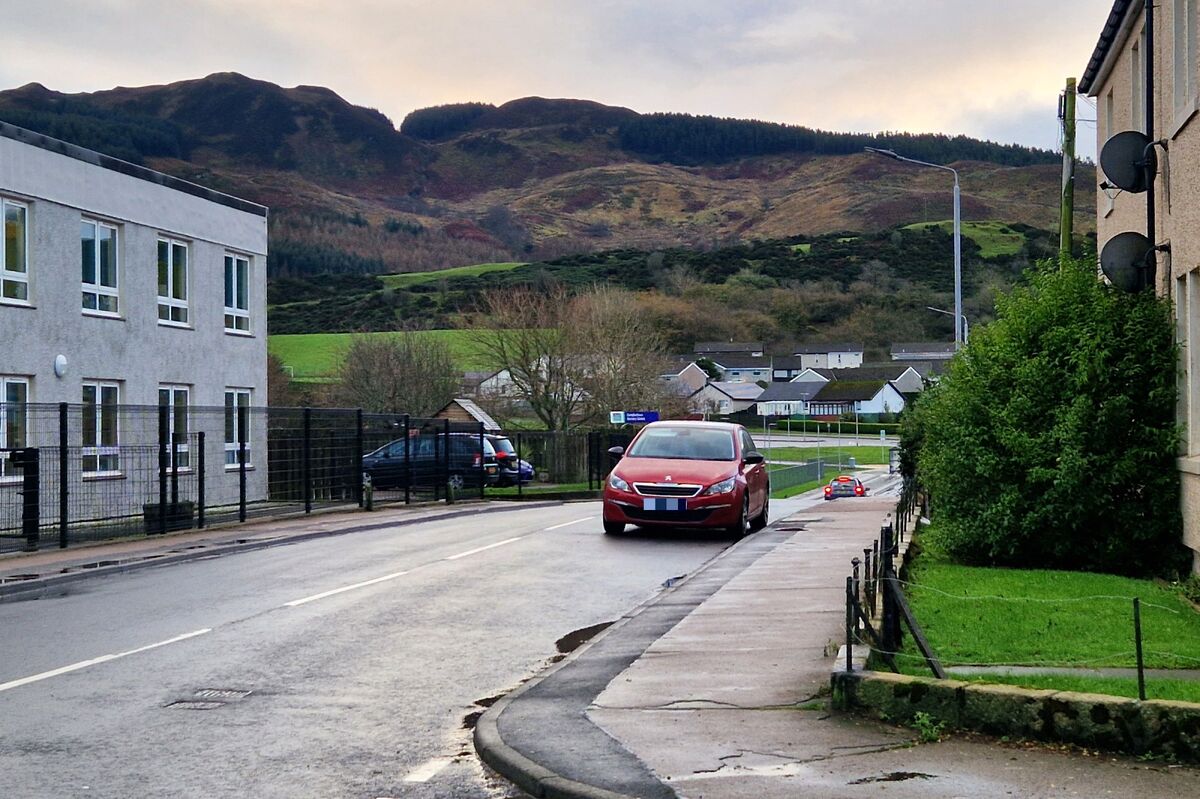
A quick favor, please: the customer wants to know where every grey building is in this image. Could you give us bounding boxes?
[0,122,268,516]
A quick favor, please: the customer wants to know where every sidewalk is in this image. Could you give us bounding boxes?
[477,495,1200,799]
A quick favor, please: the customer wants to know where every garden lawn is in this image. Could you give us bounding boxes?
[269,330,493,378]
[900,536,1200,674]
[379,262,526,288]
[765,445,891,465]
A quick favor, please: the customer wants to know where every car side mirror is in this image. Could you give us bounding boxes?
[607,446,625,459]
[743,451,765,465]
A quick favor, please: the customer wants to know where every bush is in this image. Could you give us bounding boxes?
[914,256,1186,576]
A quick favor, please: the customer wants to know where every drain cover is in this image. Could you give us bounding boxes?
[167,701,225,710]
[194,689,251,700]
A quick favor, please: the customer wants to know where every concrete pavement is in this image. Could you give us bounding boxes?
[476,479,1200,798]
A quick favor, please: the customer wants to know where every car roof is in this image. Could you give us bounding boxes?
[642,420,741,431]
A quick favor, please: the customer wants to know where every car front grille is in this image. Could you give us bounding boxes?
[634,483,702,497]
[625,507,714,523]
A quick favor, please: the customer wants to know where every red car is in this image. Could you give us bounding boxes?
[602,421,770,538]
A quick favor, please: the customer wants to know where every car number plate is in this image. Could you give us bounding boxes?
[643,498,685,511]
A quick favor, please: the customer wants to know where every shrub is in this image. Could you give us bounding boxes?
[915,256,1186,576]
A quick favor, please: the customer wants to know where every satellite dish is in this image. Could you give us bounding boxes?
[1100,231,1154,292]
[1100,131,1156,193]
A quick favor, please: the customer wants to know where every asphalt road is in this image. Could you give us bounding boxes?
[0,501,760,799]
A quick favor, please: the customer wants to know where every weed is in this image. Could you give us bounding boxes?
[911,711,947,743]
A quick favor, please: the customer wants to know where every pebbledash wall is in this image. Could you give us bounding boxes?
[1080,0,1200,572]
[0,121,269,514]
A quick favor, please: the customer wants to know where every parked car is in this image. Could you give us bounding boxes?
[602,420,770,538]
[362,432,499,491]
[485,434,534,486]
[824,475,866,500]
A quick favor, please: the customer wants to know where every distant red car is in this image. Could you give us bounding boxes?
[824,474,866,500]
[602,421,770,538]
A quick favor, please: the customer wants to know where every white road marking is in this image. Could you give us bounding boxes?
[284,570,410,607]
[444,536,524,560]
[544,516,595,531]
[0,628,212,694]
[402,756,455,783]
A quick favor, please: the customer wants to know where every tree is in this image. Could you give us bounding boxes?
[912,256,1186,576]
[327,333,458,415]
[267,352,301,407]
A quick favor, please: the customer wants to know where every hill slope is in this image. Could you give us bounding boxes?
[0,73,1095,276]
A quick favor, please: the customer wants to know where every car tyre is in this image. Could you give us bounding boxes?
[603,519,625,535]
[727,495,750,539]
[749,494,769,532]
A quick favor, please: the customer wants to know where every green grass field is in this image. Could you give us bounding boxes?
[896,528,1200,701]
[764,445,891,465]
[902,220,1025,259]
[269,330,492,378]
[379,262,526,289]
[771,479,824,500]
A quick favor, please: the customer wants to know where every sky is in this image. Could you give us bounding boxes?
[0,0,1113,159]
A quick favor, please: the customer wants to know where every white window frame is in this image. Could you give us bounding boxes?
[158,384,191,471]
[157,237,190,326]
[1,198,29,305]
[82,380,121,476]
[224,388,252,468]
[0,376,29,482]
[1175,0,1198,123]
[82,218,120,316]
[224,253,251,333]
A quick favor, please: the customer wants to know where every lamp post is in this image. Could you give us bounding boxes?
[866,147,962,351]
[926,306,969,346]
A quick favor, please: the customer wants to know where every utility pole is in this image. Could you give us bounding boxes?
[1059,77,1077,260]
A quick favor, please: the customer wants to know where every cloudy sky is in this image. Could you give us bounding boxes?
[0,0,1111,158]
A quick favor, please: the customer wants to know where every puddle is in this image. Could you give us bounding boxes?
[555,621,614,654]
[849,771,936,784]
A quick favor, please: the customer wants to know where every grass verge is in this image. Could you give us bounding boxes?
[766,445,891,465]
[269,329,494,377]
[771,479,824,499]
[486,482,592,496]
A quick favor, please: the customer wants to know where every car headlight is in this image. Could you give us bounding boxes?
[703,476,737,495]
[608,473,630,492]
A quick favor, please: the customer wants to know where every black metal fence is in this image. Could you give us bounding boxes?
[0,403,629,554]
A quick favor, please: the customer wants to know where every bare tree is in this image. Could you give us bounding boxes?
[327,333,458,415]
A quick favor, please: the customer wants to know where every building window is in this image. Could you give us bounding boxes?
[0,376,28,480]
[1176,0,1198,117]
[82,381,120,475]
[224,254,250,332]
[1,199,29,303]
[157,238,189,325]
[224,388,252,467]
[158,385,190,470]
[1105,89,1115,139]
[82,219,119,315]
[1132,36,1144,132]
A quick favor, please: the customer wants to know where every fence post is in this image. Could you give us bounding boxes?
[443,418,451,504]
[851,557,861,607]
[197,431,206,528]
[303,407,312,514]
[171,438,180,510]
[880,524,898,654]
[18,447,39,551]
[403,414,411,506]
[238,404,247,523]
[355,409,364,507]
[516,432,522,499]
[1134,598,1147,701]
[58,402,68,549]
[864,547,874,616]
[479,421,486,500]
[845,575,854,673]
[158,404,169,536]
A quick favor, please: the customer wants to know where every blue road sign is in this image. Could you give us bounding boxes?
[624,411,660,424]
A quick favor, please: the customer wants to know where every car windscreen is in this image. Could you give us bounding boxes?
[626,428,736,461]
[489,437,515,456]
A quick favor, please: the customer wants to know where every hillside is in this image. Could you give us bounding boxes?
[0,73,1095,277]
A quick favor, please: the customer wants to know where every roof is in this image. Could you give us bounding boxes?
[695,342,764,353]
[708,352,770,369]
[756,381,826,402]
[437,398,502,431]
[791,342,864,355]
[771,355,806,370]
[890,342,956,356]
[698,381,765,400]
[0,121,268,217]
[811,380,894,403]
[1079,1,1136,95]
[815,365,914,382]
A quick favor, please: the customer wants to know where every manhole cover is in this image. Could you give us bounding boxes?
[194,689,251,700]
[167,701,225,710]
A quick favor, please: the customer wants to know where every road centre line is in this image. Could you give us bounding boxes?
[443,536,524,561]
[402,756,455,783]
[544,516,595,531]
[284,570,411,607]
[0,628,212,694]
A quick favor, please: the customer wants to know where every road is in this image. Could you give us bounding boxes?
[0,481,891,799]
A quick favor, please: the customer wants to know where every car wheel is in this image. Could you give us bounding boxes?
[603,519,625,535]
[447,472,466,492]
[750,494,769,532]
[727,495,750,539]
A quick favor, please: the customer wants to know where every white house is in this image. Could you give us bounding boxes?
[705,353,771,383]
[807,379,906,419]
[891,342,956,361]
[689,381,764,416]
[792,343,864,370]
[755,381,826,416]
[0,121,268,511]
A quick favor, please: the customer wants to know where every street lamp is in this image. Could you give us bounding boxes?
[926,306,969,345]
[866,147,963,351]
